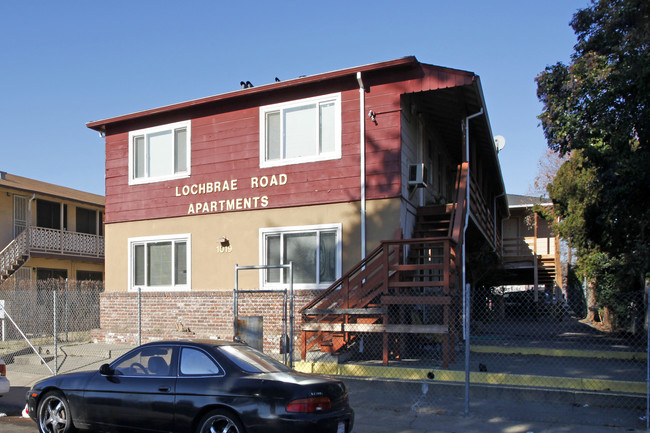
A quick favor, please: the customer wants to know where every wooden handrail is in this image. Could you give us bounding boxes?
[301,237,458,315]
[450,162,468,245]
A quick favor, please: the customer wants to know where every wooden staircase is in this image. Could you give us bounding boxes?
[301,163,469,368]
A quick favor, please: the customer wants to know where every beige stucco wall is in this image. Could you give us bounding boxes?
[0,187,104,249]
[105,198,401,292]
[22,258,104,279]
[0,188,15,249]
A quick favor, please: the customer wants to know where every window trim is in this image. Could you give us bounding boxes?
[128,120,191,185]
[127,233,191,292]
[259,223,342,290]
[259,93,342,168]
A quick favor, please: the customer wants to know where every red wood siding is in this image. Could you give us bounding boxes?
[103,62,475,224]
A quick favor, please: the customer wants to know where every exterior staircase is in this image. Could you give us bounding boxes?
[301,163,468,368]
[0,229,31,282]
[1,226,105,283]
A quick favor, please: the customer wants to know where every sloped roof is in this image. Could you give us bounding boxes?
[86,56,474,133]
[0,171,104,207]
[507,194,552,208]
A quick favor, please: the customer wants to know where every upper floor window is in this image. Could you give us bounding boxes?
[129,121,191,185]
[259,94,341,168]
[76,207,98,235]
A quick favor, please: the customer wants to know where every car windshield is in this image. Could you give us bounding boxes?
[218,345,291,373]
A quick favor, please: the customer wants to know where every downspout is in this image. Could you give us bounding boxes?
[462,108,483,309]
[462,108,483,416]
[28,194,36,225]
[357,72,366,259]
[493,192,506,254]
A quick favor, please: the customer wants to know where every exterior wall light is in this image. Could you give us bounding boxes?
[217,237,230,247]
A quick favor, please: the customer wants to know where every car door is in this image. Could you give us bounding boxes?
[173,346,230,431]
[83,345,177,432]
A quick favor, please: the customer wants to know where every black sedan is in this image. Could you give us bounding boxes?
[27,340,354,433]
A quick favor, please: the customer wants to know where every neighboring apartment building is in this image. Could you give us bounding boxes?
[0,171,105,285]
[501,194,562,296]
[87,57,509,364]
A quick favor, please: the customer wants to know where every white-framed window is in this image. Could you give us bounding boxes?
[128,120,191,184]
[259,93,341,168]
[259,224,341,289]
[128,234,191,292]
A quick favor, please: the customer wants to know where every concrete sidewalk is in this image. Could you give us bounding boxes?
[344,377,647,433]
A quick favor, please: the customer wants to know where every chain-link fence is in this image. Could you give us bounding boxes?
[298,240,648,430]
[0,278,128,376]
[0,272,646,429]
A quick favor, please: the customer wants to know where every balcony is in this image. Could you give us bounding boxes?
[1,226,104,281]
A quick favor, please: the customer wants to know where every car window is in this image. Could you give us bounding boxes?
[180,347,222,375]
[218,345,291,373]
[113,346,173,376]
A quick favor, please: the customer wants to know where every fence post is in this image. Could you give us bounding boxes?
[53,290,58,375]
[65,278,69,342]
[464,282,471,415]
[646,279,649,431]
[138,287,142,346]
[0,300,4,342]
[289,261,294,369]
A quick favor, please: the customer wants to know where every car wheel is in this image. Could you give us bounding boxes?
[37,391,77,433]
[197,409,245,433]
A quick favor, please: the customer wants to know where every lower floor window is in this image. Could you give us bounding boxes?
[261,224,341,288]
[130,234,190,291]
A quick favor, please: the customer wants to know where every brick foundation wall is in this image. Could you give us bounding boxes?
[92,290,319,354]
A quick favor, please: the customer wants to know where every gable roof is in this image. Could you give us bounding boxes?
[86,56,475,134]
[0,171,104,207]
[507,194,552,208]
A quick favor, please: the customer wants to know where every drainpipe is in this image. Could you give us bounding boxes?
[493,192,506,254]
[462,108,483,416]
[462,108,483,310]
[357,72,366,259]
[28,194,36,224]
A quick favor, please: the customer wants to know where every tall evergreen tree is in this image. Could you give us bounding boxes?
[536,0,649,326]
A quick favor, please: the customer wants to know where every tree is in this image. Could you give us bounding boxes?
[529,149,566,197]
[536,0,649,328]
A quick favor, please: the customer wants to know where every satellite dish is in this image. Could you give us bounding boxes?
[494,135,506,153]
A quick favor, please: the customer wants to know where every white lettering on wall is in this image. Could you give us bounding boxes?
[250,174,287,189]
[187,196,269,215]
[177,174,284,216]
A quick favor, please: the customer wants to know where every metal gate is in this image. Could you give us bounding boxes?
[233,263,294,367]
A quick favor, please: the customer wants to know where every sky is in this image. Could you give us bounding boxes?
[0,0,590,197]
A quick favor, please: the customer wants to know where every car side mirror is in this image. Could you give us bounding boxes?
[99,363,114,376]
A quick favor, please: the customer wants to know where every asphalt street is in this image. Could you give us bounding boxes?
[1,370,647,433]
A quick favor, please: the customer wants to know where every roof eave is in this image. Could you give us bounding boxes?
[87,56,420,132]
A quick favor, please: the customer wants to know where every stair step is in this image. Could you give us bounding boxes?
[417,205,453,216]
